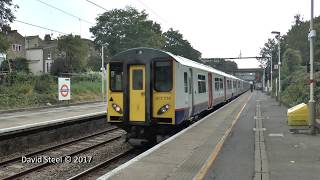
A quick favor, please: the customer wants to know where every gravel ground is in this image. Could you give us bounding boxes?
[0,125,112,163]
[24,138,133,179]
[0,126,125,179]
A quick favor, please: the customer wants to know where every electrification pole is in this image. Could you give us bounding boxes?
[278,38,281,106]
[308,0,317,134]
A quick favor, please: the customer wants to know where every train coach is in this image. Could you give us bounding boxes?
[106,47,249,143]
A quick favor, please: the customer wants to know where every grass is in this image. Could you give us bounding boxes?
[0,72,103,110]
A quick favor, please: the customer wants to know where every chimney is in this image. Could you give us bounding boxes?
[44,34,51,41]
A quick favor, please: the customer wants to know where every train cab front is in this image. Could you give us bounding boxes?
[107,48,175,146]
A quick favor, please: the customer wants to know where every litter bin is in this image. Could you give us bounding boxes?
[287,103,309,126]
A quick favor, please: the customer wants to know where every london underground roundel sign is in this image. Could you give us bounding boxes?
[58,78,71,100]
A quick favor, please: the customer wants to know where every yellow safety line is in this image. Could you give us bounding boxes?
[194,93,253,180]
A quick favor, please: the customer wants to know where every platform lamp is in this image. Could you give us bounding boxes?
[271,31,281,105]
[101,44,108,103]
[268,56,273,94]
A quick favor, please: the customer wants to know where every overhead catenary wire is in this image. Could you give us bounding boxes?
[15,20,68,35]
[136,0,169,25]
[85,0,107,11]
[35,0,95,25]
[86,0,169,27]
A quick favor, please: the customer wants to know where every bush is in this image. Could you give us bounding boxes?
[72,73,101,82]
[34,74,56,93]
[51,57,68,75]
[0,58,30,73]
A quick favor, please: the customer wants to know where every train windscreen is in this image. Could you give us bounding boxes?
[110,63,123,91]
[154,61,172,92]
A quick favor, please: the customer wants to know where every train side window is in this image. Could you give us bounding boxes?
[233,81,237,89]
[110,63,123,91]
[154,61,172,92]
[220,78,223,90]
[184,72,188,93]
[133,69,143,90]
[198,74,206,93]
[214,78,219,91]
[227,80,232,89]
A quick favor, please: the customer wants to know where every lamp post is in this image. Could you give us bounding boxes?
[101,45,107,103]
[271,31,281,105]
[263,67,265,92]
[270,56,273,94]
[308,0,317,134]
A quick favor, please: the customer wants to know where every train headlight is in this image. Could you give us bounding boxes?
[157,104,170,115]
[112,103,122,114]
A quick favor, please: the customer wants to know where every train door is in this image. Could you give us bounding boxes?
[129,65,145,122]
[188,68,194,116]
[208,73,213,108]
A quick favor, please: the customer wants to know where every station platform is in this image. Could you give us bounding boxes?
[0,102,106,135]
[98,91,320,180]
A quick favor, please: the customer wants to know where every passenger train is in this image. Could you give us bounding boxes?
[106,48,249,143]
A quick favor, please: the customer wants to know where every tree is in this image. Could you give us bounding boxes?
[87,54,101,71]
[90,6,165,56]
[283,48,302,73]
[163,28,201,60]
[0,0,18,27]
[259,38,280,81]
[204,59,237,73]
[50,57,67,75]
[0,0,18,53]
[56,34,89,73]
[0,57,29,72]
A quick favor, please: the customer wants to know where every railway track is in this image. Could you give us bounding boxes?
[0,126,124,180]
[67,148,135,180]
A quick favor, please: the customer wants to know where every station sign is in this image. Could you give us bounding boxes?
[58,78,71,101]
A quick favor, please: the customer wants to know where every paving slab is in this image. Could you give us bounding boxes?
[260,93,320,180]
[0,102,106,133]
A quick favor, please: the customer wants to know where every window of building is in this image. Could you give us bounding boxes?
[198,74,206,93]
[184,72,188,93]
[48,52,52,59]
[46,62,49,73]
[11,44,22,51]
[154,61,172,92]
[110,63,123,91]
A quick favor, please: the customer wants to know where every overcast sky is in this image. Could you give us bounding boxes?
[10,0,319,68]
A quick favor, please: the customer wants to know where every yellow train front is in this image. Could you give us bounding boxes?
[106,47,249,144]
[107,48,177,144]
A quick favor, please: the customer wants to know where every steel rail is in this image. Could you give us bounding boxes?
[0,127,119,166]
[67,148,135,180]
[1,130,122,180]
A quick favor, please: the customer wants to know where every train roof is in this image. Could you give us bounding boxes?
[112,47,245,82]
[165,52,243,81]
